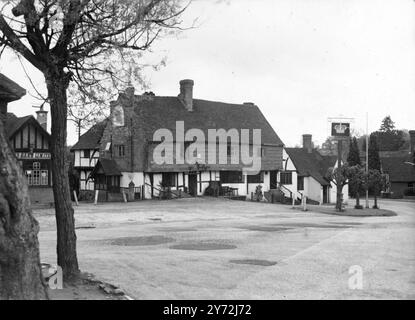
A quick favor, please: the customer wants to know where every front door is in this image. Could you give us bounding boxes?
[270,170,278,189]
[188,174,198,196]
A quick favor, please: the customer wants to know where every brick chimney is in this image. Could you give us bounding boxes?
[178,79,194,111]
[302,134,312,153]
[409,130,415,155]
[35,105,47,130]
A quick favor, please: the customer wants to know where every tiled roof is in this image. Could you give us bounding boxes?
[381,156,415,182]
[0,73,26,102]
[91,158,122,176]
[71,119,108,150]
[130,96,283,146]
[285,148,337,186]
[4,113,48,138]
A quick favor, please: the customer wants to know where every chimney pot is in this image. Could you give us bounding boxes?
[35,105,48,131]
[179,79,194,111]
[302,134,313,153]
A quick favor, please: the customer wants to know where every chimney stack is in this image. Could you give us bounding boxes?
[302,134,312,153]
[35,105,47,131]
[409,130,415,155]
[178,79,194,111]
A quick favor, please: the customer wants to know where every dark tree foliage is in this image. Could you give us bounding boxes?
[347,137,361,166]
[379,115,395,132]
[371,116,405,151]
[368,133,381,171]
[347,165,365,209]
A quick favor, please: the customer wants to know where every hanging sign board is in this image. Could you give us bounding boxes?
[331,122,350,137]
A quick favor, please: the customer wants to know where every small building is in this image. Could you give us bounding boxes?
[1,73,53,204]
[71,120,107,193]
[380,130,415,198]
[73,79,286,201]
[283,134,347,204]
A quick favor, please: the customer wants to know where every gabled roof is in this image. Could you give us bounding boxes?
[0,73,26,102]
[4,112,49,139]
[285,148,337,185]
[381,156,415,182]
[129,96,283,146]
[71,119,108,150]
[91,158,122,177]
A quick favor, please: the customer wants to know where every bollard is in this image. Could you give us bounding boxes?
[73,190,79,206]
[94,190,99,205]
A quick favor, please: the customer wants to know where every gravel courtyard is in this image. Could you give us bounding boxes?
[35,198,415,299]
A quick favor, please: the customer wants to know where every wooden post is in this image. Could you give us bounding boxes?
[94,190,99,205]
[292,196,295,208]
[122,191,127,203]
[73,190,79,206]
[303,195,307,211]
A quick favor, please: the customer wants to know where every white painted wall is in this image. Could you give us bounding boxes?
[304,177,323,204]
[121,172,144,188]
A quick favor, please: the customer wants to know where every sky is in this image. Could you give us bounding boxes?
[1,0,415,147]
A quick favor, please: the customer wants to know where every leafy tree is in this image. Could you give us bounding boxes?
[379,115,395,132]
[347,165,365,209]
[364,169,385,209]
[347,137,361,166]
[368,133,381,171]
[372,116,405,151]
[0,0,187,280]
[326,163,350,212]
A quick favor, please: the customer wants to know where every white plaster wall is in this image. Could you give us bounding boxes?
[304,177,323,204]
[329,182,349,204]
[121,172,144,188]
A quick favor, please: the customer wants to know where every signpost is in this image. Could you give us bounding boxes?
[328,117,353,210]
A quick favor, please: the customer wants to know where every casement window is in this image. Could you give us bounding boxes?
[83,149,90,158]
[117,145,125,157]
[247,171,264,184]
[162,172,176,187]
[25,162,48,186]
[280,171,292,185]
[220,171,244,184]
[297,176,304,191]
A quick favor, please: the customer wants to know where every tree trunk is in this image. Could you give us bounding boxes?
[355,192,360,208]
[336,187,343,211]
[0,119,48,300]
[373,194,378,209]
[45,74,79,281]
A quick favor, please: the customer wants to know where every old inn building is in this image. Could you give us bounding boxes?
[72,79,286,201]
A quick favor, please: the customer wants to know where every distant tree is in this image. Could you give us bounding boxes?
[368,134,381,171]
[347,137,361,166]
[379,115,395,132]
[371,116,405,151]
[326,163,350,212]
[319,136,349,159]
[347,165,365,209]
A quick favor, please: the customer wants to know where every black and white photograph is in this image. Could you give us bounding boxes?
[0,0,414,306]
